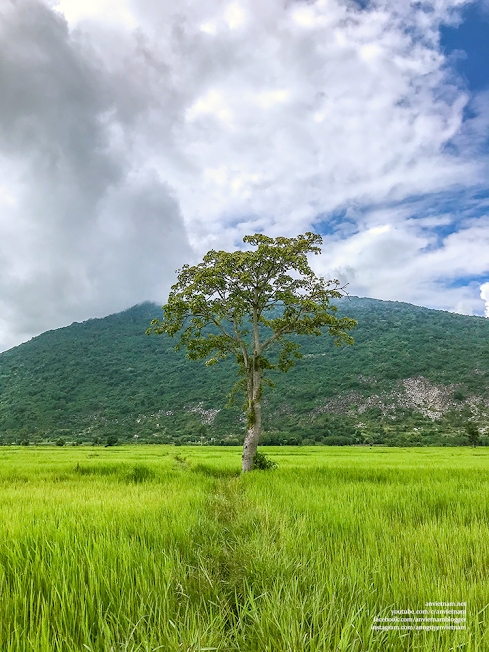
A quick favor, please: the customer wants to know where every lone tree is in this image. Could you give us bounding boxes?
[147,233,357,472]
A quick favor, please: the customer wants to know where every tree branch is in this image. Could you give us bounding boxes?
[260,304,308,352]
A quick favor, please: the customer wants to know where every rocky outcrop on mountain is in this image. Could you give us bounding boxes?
[313,375,488,421]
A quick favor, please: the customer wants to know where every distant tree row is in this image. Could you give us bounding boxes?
[1,420,485,448]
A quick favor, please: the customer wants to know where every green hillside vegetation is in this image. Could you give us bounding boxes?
[0,298,488,446]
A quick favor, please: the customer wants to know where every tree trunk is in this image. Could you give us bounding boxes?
[241,366,262,472]
[242,297,263,473]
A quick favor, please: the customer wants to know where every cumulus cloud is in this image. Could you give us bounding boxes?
[481,282,489,317]
[315,208,489,314]
[0,0,488,349]
[0,0,192,349]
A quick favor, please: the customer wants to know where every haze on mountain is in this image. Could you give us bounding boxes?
[0,0,488,354]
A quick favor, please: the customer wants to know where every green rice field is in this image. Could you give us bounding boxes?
[0,445,487,651]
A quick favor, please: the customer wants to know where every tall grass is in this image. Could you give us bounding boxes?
[0,446,487,651]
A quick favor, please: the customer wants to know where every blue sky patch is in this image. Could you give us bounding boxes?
[441,2,489,92]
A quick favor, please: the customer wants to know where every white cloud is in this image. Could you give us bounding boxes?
[481,283,489,318]
[120,0,478,253]
[0,0,192,350]
[52,0,137,29]
[316,213,489,314]
[224,3,247,30]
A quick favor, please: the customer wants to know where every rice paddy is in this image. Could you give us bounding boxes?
[0,445,487,651]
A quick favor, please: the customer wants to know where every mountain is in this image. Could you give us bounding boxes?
[0,298,488,446]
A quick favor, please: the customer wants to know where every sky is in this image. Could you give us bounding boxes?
[0,0,488,352]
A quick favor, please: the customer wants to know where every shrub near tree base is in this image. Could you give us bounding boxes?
[253,451,277,470]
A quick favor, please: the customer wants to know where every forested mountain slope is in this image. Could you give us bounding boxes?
[0,298,488,445]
